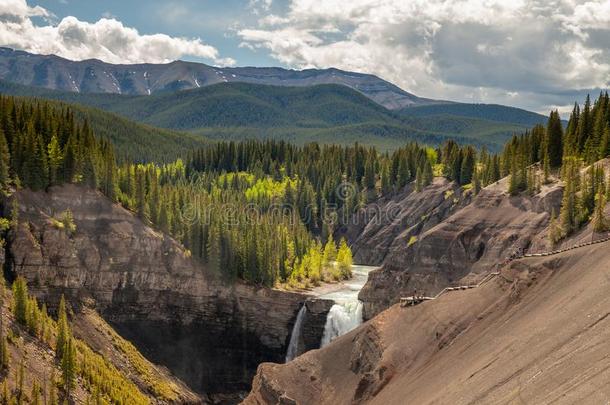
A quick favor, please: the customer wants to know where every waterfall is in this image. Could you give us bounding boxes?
[320,301,363,347]
[285,305,307,362]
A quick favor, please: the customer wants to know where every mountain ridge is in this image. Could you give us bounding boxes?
[0,78,544,151]
[0,47,439,110]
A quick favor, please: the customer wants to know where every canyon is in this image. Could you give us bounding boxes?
[3,185,335,400]
[343,175,563,319]
[5,167,609,404]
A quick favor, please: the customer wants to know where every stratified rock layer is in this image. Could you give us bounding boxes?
[345,177,561,319]
[5,185,329,397]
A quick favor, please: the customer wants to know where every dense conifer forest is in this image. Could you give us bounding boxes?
[1,92,609,283]
[0,87,608,404]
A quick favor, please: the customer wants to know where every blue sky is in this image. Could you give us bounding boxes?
[3,0,610,114]
[30,0,280,66]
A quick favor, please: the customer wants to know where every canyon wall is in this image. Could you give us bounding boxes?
[341,177,562,319]
[4,185,330,397]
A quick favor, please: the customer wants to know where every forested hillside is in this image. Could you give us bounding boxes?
[398,103,549,127]
[1,91,608,288]
[0,82,209,162]
[500,92,610,244]
[0,94,487,287]
[0,80,534,151]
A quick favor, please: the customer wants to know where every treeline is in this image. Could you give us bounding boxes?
[186,140,487,229]
[500,92,610,243]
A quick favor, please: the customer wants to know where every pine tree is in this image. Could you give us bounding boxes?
[0,335,9,370]
[48,373,58,405]
[542,153,551,184]
[1,379,7,404]
[31,380,42,405]
[135,168,149,221]
[460,147,475,185]
[422,159,433,187]
[472,165,481,194]
[17,359,25,401]
[56,295,70,360]
[27,296,40,336]
[380,161,391,195]
[61,337,77,396]
[592,189,608,232]
[549,208,562,245]
[415,166,423,192]
[47,134,62,186]
[12,277,28,326]
[559,161,578,236]
[546,110,564,168]
[0,128,10,190]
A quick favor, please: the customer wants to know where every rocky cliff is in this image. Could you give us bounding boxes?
[244,239,610,404]
[342,176,562,319]
[4,185,330,399]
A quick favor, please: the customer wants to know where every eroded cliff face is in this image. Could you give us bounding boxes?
[245,242,610,404]
[5,185,329,398]
[343,176,562,319]
[337,178,466,266]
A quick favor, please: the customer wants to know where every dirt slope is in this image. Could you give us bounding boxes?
[244,240,610,405]
[0,289,201,404]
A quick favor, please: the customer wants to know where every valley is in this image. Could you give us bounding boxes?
[0,42,607,405]
[0,48,552,152]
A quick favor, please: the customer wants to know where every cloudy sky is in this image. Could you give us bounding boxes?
[1,0,609,114]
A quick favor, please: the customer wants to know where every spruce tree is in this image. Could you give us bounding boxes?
[56,295,70,360]
[546,110,563,168]
[592,189,608,232]
[12,277,28,326]
[61,337,77,396]
[0,128,10,190]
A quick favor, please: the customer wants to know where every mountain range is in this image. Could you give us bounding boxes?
[0,47,552,151]
[0,47,437,110]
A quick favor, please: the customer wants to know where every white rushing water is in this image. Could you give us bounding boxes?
[320,265,377,347]
[285,305,307,362]
[320,301,363,346]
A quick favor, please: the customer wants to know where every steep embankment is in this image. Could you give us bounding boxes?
[0,287,200,404]
[245,240,610,404]
[351,175,562,319]
[5,185,329,399]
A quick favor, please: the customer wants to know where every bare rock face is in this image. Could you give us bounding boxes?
[338,178,466,266]
[5,185,329,398]
[346,177,562,319]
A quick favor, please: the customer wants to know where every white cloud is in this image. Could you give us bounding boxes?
[248,0,273,14]
[238,0,610,113]
[0,0,235,66]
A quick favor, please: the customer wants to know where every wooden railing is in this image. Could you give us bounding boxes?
[400,235,610,307]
